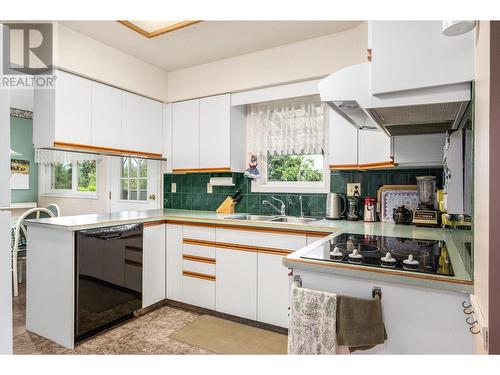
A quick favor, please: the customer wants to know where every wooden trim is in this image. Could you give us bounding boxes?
[172,167,231,174]
[215,242,259,253]
[290,257,473,286]
[53,141,163,159]
[183,238,216,247]
[144,221,165,228]
[358,161,398,170]
[125,259,142,267]
[329,162,398,171]
[182,222,216,229]
[118,21,201,38]
[329,163,359,170]
[182,270,216,281]
[258,248,293,256]
[182,254,216,264]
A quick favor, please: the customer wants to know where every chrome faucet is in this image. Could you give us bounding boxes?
[262,197,286,216]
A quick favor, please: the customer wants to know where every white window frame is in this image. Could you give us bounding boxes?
[118,157,148,202]
[39,161,98,199]
[251,153,330,193]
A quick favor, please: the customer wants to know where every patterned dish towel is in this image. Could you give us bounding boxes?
[288,283,349,355]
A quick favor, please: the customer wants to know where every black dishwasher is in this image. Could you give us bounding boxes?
[75,223,143,341]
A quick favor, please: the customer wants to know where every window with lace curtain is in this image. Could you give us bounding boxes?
[246,95,329,193]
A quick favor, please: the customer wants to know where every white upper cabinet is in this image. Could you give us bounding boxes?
[54,70,92,146]
[121,91,163,155]
[358,129,392,166]
[162,103,173,170]
[34,69,164,157]
[172,99,200,171]
[199,94,231,169]
[91,82,122,150]
[172,94,246,172]
[370,21,474,95]
[328,108,358,167]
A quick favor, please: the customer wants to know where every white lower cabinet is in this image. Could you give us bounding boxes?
[166,224,183,302]
[216,247,258,320]
[142,223,166,308]
[257,253,290,328]
[182,275,216,310]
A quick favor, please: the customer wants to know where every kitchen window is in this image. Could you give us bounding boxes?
[41,160,97,198]
[119,157,148,201]
[247,95,329,193]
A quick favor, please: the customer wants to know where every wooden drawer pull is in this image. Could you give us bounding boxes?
[182,254,216,264]
[182,270,216,281]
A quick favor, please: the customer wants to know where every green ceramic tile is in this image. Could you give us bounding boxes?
[192,173,209,193]
[172,193,183,209]
[368,173,388,197]
[181,174,193,193]
[246,194,261,214]
[212,194,227,211]
[181,193,192,209]
[235,195,247,213]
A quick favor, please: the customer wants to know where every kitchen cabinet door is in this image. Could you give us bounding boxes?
[122,92,163,155]
[358,129,391,166]
[172,99,200,171]
[216,247,257,320]
[370,21,474,95]
[166,224,183,302]
[162,103,173,170]
[257,252,290,328]
[143,223,166,308]
[54,70,92,145]
[328,108,358,167]
[199,94,231,169]
[91,82,122,149]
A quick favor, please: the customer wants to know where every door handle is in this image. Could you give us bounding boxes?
[149,193,156,201]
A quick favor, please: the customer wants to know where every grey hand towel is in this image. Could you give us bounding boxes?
[336,294,387,352]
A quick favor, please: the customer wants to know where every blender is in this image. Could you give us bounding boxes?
[412,176,439,227]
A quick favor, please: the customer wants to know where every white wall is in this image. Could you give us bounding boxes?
[54,23,168,101]
[473,21,490,354]
[166,22,368,102]
[38,157,110,216]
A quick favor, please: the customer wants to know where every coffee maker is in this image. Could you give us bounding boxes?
[412,176,439,227]
[346,196,361,221]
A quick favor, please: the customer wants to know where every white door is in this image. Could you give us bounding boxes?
[143,223,166,307]
[121,92,163,155]
[172,99,200,170]
[91,82,122,149]
[109,157,161,212]
[199,94,230,169]
[257,252,290,328]
[328,108,358,167]
[216,247,257,320]
[358,129,392,165]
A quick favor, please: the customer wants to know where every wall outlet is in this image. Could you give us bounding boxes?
[347,183,361,196]
[171,182,176,193]
[207,183,213,194]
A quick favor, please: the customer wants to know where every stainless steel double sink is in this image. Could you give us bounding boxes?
[225,214,319,224]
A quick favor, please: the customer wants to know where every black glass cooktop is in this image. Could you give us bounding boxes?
[301,233,454,276]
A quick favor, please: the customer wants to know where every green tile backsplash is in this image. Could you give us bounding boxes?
[163,168,444,217]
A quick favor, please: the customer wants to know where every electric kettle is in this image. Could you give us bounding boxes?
[325,193,347,219]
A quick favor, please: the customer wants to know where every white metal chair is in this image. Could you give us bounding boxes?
[46,203,61,217]
[12,207,55,297]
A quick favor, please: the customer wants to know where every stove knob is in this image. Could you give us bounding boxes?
[381,252,396,268]
[329,246,343,258]
[403,254,419,266]
[348,249,363,259]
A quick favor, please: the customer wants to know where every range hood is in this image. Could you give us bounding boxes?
[318,63,471,136]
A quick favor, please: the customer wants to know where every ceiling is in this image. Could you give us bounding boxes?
[61,21,361,71]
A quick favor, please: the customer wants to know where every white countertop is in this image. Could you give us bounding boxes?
[26,208,473,293]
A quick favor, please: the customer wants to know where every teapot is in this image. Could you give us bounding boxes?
[393,205,413,225]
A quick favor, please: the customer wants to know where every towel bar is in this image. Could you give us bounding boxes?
[293,275,382,300]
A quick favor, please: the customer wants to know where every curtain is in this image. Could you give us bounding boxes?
[35,149,102,165]
[247,95,328,158]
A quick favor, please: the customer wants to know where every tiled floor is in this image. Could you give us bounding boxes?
[13,283,213,354]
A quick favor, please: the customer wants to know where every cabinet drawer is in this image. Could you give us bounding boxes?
[183,225,216,242]
[182,274,215,310]
[183,242,216,258]
[182,258,216,275]
[216,228,306,251]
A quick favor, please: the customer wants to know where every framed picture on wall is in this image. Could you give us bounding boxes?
[10,159,30,190]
